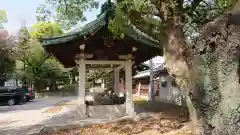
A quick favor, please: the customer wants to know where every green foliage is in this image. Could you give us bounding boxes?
[0,9,7,28]
[107,6,125,39]
[217,0,238,9]
[96,1,124,39]
[15,38,49,84]
[112,0,165,40]
[36,0,99,30]
[115,0,235,42]
[16,22,69,90]
[0,51,15,86]
[38,58,69,85]
[86,69,107,82]
[58,84,78,95]
[30,22,63,39]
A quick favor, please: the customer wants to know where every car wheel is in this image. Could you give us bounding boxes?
[22,95,27,102]
[8,99,15,106]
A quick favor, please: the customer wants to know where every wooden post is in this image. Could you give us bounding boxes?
[158,77,161,97]
[114,68,120,96]
[78,57,86,105]
[78,44,86,115]
[125,59,135,116]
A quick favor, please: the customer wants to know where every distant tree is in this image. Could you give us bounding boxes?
[16,22,64,91]
[0,30,17,86]
[38,58,69,92]
[69,66,78,84]
[0,9,7,29]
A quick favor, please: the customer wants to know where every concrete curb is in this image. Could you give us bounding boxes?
[27,115,133,135]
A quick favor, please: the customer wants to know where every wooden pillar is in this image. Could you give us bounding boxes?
[158,77,161,97]
[78,44,86,115]
[125,59,135,116]
[114,68,120,96]
[78,57,86,105]
[148,58,155,101]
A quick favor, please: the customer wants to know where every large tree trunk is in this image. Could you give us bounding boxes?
[199,47,240,135]
[164,22,200,134]
[195,5,240,134]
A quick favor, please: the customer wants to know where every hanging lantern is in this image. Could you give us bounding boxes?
[79,44,85,50]
[132,46,137,52]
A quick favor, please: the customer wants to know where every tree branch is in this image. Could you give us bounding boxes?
[63,0,68,14]
[37,54,50,67]
[139,0,161,17]
[135,10,161,18]
[150,0,166,23]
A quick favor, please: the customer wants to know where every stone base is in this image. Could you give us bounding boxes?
[126,103,136,117]
[77,104,86,116]
[87,104,126,119]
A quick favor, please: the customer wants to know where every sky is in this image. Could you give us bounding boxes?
[0,0,105,34]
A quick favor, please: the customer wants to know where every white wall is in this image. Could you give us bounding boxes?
[158,75,185,106]
[4,79,22,87]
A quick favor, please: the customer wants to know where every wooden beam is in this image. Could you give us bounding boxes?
[76,53,93,59]
[116,64,125,70]
[84,60,126,65]
[118,54,132,60]
[86,67,111,70]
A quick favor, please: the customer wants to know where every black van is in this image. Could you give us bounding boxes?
[0,86,27,105]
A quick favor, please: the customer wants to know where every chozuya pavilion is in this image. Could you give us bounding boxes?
[39,1,161,117]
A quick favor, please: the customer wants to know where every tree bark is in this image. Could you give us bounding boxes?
[53,80,58,91]
[195,6,240,133]
[164,23,200,134]
[198,48,240,135]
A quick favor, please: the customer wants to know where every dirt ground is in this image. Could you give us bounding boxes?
[38,100,194,135]
[39,118,192,135]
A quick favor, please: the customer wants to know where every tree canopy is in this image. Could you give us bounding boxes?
[15,22,68,91]
[112,0,237,42]
[30,22,63,39]
[0,30,16,86]
[36,0,99,29]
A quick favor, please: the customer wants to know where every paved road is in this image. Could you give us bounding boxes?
[0,96,77,135]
